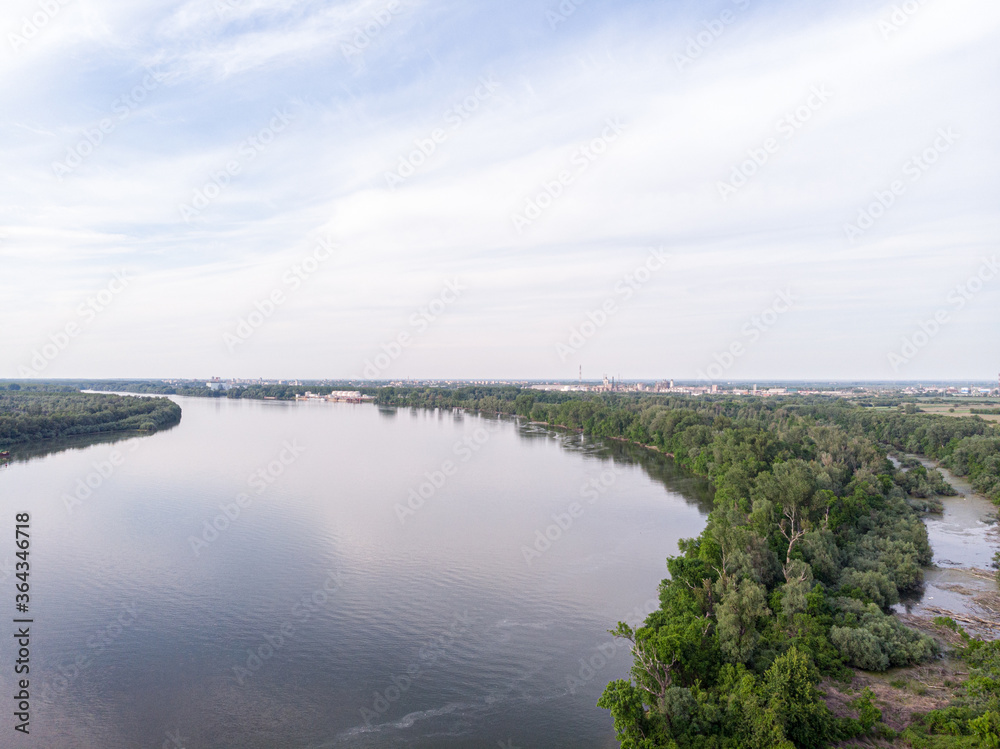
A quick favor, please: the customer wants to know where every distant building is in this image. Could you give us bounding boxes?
[327,391,365,402]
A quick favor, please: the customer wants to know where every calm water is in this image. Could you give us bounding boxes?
[0,396,712,749]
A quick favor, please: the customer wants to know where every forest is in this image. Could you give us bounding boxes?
[372,386,1000,747]
[31,379,355,401]
[0,388,181,447]
[5,380,1000,744]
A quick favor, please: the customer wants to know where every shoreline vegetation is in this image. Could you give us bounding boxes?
[361,387,1000,747]
[6,381,1000,745]
[0,386,181,451]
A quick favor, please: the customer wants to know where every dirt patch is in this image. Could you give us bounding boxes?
[895,612,969,647]
[822,666,953,734]
[823,614,970,742]
[974,589,1000,614]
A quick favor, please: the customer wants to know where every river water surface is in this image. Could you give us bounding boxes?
[896,457,1000,622]
[0,396,713,748]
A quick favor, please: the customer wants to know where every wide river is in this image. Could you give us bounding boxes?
[0,396,713,749]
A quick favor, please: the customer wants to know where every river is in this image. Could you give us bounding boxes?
[895,456,1000,626]
[0,396,713,749]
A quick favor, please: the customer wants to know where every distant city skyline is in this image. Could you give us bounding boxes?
[11,375,999,388]
[2,0,998,381]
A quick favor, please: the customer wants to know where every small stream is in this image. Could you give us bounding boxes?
[894,456,1000,623]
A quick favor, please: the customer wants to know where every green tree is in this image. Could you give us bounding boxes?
[597,680,656,749]
[717,579,769,664]
[763,647,831,747]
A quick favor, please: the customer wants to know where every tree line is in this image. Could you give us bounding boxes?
[0,390,181,446]
[372,386,1000,747]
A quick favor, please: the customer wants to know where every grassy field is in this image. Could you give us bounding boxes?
[920,401,1000,423]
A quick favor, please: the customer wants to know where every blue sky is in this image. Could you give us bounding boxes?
[1,0,998,381]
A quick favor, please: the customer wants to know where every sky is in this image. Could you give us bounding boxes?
[0,0,997,382]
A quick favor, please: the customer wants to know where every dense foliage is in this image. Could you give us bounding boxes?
[12,379,307,400]
[371,387,1000,747]
[899,622,1000,747]
[0,390,181,446]
[783,402,1000,500]
[8,379,382,402]
[373,388,1000,509]
[587,408,937,747]
[6,381,998,745]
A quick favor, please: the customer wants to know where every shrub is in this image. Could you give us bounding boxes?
[830,601,936,671]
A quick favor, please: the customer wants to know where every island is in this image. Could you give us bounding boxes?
[0,385,181,453]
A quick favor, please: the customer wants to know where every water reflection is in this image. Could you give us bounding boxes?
[0,398,712,749]
[0,428,173,467]
[371,407,716,516]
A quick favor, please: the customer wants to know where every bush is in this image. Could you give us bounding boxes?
[830,600,936,671]
[830,626,888,671]
[838,569,899,609]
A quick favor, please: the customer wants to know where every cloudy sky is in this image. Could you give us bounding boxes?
[1,0,997,382]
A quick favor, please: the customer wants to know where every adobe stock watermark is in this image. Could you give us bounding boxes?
[697,289,796,382]
[178,107,294,223]
[0,557,14,585]
[224,237,337,352]
[717,85,833,200]
[38,600,139,704]
[556,247,668,361]
[482,599,655,709]
[843,128,958,244]
[547,0,586,29]
[888,256,999,371]
[61,440,142,515]
[232,571,345,685]
[216,0,241,20]
[878,0,930,40]
[510,117,625,234]
[7,0,73,53]
[394,421,500,524]
[361,278,466,378]
[189,440,306,556]
[521,463,623,564]
[18,270,131,377]
[341,0,404,59]
[564,598,659,698]
[674,0,751,70]
[564,637,631,695]
[52,69,168,180]
[158,730,188,749]
[360,611,472,726]
[384,76,500,190]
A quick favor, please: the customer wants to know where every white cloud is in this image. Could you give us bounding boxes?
[0,0,997,379]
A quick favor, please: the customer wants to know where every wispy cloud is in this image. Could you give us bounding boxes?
[1,0,998,379]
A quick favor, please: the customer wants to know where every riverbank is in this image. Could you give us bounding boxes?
[0,392,713,749]
[379,396,966,742]
[894,456,1000,637]
[815,456,1000,747]
[23,383,1000,745]
[331,398,1000,744]
[0,390,181,452]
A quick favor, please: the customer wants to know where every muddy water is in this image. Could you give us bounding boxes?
[895,457,1000,622]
